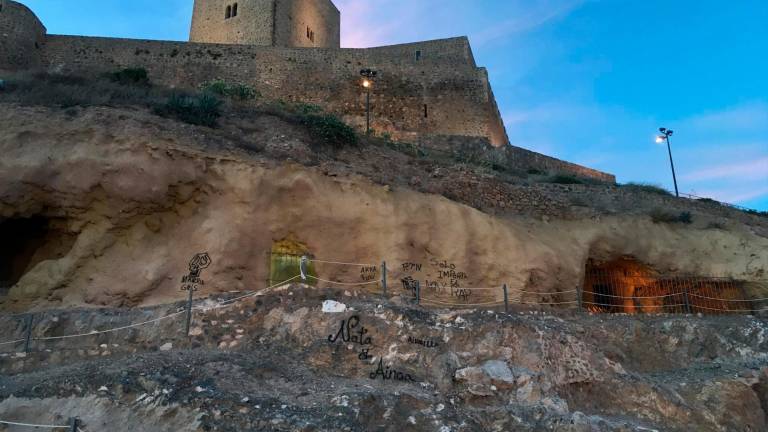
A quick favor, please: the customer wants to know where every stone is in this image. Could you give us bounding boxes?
[159,343,173,351]
[322,300,347,313]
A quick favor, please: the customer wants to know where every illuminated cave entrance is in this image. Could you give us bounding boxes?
[266,237,317,286]
[582,256,753,314]
[0,217,75,296]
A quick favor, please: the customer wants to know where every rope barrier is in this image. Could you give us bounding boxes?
[508,288,580,295]
[305,275,380,287]
[582,301,688,309]
[518,300,580,305]
[420,298,504,307]
[688,293,768,302]
[34,311,185,341]
[0,419,70,429]
[307,259,377,267]
[580,290,683,300]
[691,304,768,313]
[0,338,25,347]
[194,275,303,311]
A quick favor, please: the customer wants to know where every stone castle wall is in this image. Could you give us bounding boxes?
[273,0,340,48]
[190,0,275,46]
[0,0,614,182]
[38,35,508,146]
[0,0,46,71]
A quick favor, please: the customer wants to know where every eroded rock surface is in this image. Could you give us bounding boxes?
[0,286,766,431]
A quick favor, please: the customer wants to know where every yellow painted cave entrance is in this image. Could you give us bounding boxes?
[582,257,753,314]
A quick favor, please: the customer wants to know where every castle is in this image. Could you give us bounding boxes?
[0,0,614,181]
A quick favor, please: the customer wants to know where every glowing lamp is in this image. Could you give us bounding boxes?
[362,79,371,88]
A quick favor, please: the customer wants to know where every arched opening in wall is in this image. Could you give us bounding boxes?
[582,256,753,314]
[0,217,76,296]
[225,5,232,19]
[232,3,238,17]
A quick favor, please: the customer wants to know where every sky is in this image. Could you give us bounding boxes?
[21,0,768,210]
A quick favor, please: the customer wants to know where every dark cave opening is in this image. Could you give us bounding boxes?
[0,217,75,294]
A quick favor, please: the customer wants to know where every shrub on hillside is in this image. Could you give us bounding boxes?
[155,93,222,127]
[200,79,258,100]
[650,209,694,224]
[547,174,584,185]
[0,72,162,108]
[105,68,150,86]
[621,182,672,196]
[300,113,358,148]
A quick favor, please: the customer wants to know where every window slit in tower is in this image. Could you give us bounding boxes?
[424,104,428,118]
[232,3,238,17]
[415,50,422,61]
[225,5,232,19]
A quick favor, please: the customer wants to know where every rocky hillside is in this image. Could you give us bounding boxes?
[0,285,767,431]
[0,103,765,310]
[0,95,766,432]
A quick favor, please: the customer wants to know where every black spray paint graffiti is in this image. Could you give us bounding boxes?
[401,276,420,297]
[181,252,212,292]
[360,266,378,282]
[407,335,439,348]
[401,262,422,272]
[369,358,416,382]
[328,315,373,361]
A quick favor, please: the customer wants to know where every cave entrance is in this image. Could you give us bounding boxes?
[0,217,74,295]
[582,256,753,314]
[266,237,316,287]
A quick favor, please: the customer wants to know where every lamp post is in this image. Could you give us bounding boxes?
[656,127,679,197]
[360,68,377,134]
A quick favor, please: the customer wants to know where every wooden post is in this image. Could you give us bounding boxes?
[577,285,583,311]
[503,284,509,313]
[69,417,79,432]
[184,287,194,337]
[24,313,33,353]
[381,261,387,297]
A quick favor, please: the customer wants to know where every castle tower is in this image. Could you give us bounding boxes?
[189,0,340,48]
[0,0,47,72]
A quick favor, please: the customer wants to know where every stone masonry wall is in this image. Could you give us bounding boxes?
[0,0,45,71]
[421,135,616,183]
[189,0,275,45]
[273,0,340,48]
[38,35,508,145]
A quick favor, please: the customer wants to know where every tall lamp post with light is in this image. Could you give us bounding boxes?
[656,127,679,197]
[360,68,377,134]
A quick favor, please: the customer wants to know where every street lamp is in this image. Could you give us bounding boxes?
[360,68,377,134]
[656,127,679,197]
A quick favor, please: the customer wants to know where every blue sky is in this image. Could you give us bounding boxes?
[21,0,768,210]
